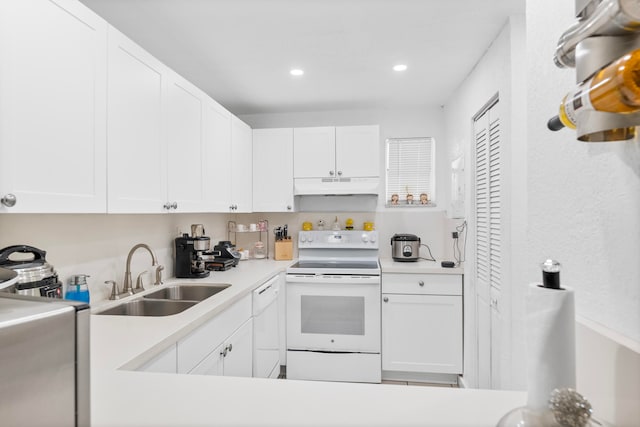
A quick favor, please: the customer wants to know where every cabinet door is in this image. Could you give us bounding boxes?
[189,342,225,376]
[166,72,207,212]
[252,128,294,212]
[293,127,335,178]
[188,319,253,377]
[0,0,107,213]
[221,319,253,377]
[382,294,462,374]
[335,125,380,178]
[231,116,253,212]
[107,27,167,213]
[203,99,232,212]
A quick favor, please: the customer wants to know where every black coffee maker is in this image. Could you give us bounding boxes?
[175,224,211,279]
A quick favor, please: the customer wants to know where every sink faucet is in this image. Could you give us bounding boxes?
[123,243,162,295]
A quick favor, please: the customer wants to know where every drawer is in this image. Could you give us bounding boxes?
[382,273,462,296]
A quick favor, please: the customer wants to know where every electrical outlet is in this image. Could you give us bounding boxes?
[452,231,459,239]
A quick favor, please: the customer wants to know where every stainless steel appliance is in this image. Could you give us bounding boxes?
[175,225,211,279]
[0,293,90,426]
[391,233,420,262]
[286,230,381,383]
[252,275,280,378]
[0,245,63,297]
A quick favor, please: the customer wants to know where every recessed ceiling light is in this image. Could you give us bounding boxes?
[290,69,304,76]
[393,64,408,72]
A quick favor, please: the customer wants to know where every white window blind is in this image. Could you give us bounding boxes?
[385,137,435,205]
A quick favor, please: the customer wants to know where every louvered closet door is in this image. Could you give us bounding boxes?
[474,98,502,389]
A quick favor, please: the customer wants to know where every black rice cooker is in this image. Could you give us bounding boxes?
[391,234,420,262]
[0,245,63,298]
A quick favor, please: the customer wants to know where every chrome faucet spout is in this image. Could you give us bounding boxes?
[123,243,159,295]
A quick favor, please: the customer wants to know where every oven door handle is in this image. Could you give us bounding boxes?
[286,275,380,285]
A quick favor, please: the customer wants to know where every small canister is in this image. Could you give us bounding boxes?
[253,241,267,259]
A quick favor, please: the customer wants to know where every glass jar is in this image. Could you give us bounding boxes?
[253,241,266,259]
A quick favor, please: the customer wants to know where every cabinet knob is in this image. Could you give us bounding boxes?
[329,170,335,176]
[418,280,424,287]
[227,343,233,353]
[163,202,171,210]
[1,193,16,207]
[171,202,178,210]
[287,205,292,211]
[383,297,389,303]
[337,171,342,176]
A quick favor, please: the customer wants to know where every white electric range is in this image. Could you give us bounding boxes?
[285,230,381,383]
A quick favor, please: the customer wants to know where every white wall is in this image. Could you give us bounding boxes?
[443,1,640,423]
[525,2,640,422]
[525,0,640,344]
[443,16,525,390]
[0,213,232,302]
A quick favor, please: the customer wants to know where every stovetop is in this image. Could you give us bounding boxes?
[290,230,381,275]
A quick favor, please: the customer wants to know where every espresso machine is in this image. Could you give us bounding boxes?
[175,224,211,279]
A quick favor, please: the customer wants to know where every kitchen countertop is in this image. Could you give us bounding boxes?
[91,258,524,427]
[380,257,464,274]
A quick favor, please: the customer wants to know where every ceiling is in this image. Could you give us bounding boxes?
[79,0,524,116]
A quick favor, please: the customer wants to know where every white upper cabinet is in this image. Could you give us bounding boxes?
[293,125,379,180]
[108,29,212,213]
[203,99,233,212]
[252,129,294,212]
[166,71,209,212]
[335,125,380,178]
[230,116,253,213]
[106,27,167,213]
[293,127,336,179]
[0,0,107,213]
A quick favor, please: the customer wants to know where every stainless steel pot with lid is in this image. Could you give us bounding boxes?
[0,245,63,298]
[390,234,421,262]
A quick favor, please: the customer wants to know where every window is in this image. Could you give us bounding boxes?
[385,137,436,207]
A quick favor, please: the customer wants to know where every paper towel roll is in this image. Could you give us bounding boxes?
[526,282,576,410]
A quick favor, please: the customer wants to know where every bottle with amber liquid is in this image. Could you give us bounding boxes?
[548,48,640,131]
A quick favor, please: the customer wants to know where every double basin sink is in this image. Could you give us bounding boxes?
[97,283,231,317]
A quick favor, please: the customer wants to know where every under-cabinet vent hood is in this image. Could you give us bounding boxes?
[294,177,380,196]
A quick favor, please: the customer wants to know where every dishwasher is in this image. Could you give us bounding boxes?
[252,275,280,378]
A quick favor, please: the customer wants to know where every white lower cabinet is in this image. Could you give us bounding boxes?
[190,319,253,377]
[138,344,177,374]
[176,294,252,376]
[381,273,463,379]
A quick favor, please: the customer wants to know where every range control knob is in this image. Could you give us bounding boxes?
[361,234,369,243]
[300,234,307,243]
[370,233,377,243]
[307,235,313,242]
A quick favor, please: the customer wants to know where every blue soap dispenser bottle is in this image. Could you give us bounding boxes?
[66,274,91,303]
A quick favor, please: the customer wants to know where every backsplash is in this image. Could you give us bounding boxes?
[0,209,459,304]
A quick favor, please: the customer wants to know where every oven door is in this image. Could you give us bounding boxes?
[286,274,380,353]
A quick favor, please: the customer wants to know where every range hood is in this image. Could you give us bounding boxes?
[294,177,380,196]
